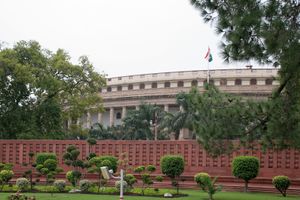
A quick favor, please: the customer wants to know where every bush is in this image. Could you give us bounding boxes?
[124,174,137,189]
[232,156,259,192]
[54,180,66,192]
[155,176,163,182]
[0,169,14,191]
[16,178,30,192]
[98,156,118,172]
[36,153,57,165]
[79,179,92,192]
[194,172,222,200]
[160,155,185,194]
[115,180,128,191]
[272,176,291,197]
[66,170,81,187]
[8,193,36,200]
[43,159,57,171]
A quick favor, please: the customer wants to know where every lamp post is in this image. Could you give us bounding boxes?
[101,167,124,200]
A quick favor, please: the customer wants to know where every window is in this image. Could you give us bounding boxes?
[107,87,112,92]
[235,79,242,85]
[191,80,198,87]
[265,78,273,85]
[204,79,214,85]
[117,85,122,91]
[220,79,227,86]
[107,78,112,81]
[116,112,122,119]
[128,84,133,90]
[151,82,157,88]
[140,83,145,89]
[164,82,170,88]
[177,81,184,87]
[250,79,257,85]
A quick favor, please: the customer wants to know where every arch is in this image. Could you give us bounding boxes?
[235,79,242,85]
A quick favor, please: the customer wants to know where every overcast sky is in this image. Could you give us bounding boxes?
[0,0,263,77]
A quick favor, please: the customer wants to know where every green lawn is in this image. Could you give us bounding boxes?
[1,190,299,200]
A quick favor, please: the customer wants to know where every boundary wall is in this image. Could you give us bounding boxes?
[0,140,299,179]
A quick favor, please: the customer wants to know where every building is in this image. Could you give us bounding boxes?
[78,68,278,138]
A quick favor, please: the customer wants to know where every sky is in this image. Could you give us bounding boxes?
[0,0,263,77]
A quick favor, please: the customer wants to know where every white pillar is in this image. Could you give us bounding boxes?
[109,107,114,127]
[164,104,169,112]
[122,107,127,119]
[135,105,139,110]
[98,112,103,124]
[86,112,91,128]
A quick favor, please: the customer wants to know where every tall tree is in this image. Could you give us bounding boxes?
[0,41,106,139]
[190,0,300,150]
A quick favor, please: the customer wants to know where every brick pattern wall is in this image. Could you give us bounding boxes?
[0,140,299,178]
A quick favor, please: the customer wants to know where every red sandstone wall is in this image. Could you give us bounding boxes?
[0,140,299,178]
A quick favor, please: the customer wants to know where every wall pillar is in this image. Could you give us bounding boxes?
[122,107,127,119]
[109,107,114,127]
[98,112,103,124]
[164,104,169,112]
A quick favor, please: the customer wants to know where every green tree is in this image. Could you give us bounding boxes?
[190,0,300,150]
[123,103,166,140]
[0,40,106,139]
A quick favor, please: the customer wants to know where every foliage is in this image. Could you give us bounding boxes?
[232,156,260,192]
[190,0,300,151]
[133,165,160,196]
[118,152,130,172]
[155,176,163,182]
[36,153,57,166]
[160,155,185,194]
[272,176,291,197]
[79,179,92,192]
[7,192,36,200]
[0,40,106,139]
[194,172,222,200]
[124,174,137,189]
[16,178,30,192]
[0,163,13,171]
[66,170,82,187]
[0,170,14,191]
[115,180,128,191]
[53,180,66,192]
[122,103,168,140]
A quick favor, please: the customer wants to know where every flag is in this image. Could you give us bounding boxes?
[204,47,213,62]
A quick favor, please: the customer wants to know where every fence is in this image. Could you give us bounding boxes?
[0,140,299,178]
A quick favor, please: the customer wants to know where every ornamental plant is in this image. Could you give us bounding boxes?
[232,156,259,192]
[66,170,81,187]
[160,155,185,194]
[124,174,137,190]
[194,172,222,200]
[79,179,92,192]
[53,180,66,192]
[134,165,161,196]
[35,153,63,185]
[16,178,30,192]
[272,176,291,197]
[0,168,14,191]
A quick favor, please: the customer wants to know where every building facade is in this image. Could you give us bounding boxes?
[78,68,278,137]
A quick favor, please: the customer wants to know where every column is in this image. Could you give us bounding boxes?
[109,107,114,127]
[86,112,91,128]
[98,112,103,124]
[164,104,169,112]
[122,107,127,119]
[76,118,80,126]
[135,105,139,110]
[67,118,72,129]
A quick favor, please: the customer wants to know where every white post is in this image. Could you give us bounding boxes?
[207,60,210,84]
[120,169,124,200]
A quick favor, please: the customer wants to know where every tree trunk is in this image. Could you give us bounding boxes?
[209,192,213,200]
[244,180,248,192]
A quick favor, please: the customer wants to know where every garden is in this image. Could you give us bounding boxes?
[0,144,298,200]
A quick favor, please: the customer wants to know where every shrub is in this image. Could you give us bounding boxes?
[0,170,14,191]
[232,156,259,192]
[66,170,82,187]
[8,193,36,200]
[98,156,118,172]
[133,165,158,195]
[54,180,66,192]
[272,176,291,197]
[155,176,163,182]
[43,159,57,171]
[79,179,92,192]
[16,178,30,192]
[160,155,185,194]
[194,172,222,200]
[115,180,128,191]
[124,174,137,189]
[146,165,156,173]
[36,153,56,165]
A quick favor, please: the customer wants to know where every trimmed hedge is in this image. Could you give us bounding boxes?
[272,175,291,197]
[36,153,57,165]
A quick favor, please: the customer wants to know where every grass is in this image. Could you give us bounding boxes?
[1,190,300,200]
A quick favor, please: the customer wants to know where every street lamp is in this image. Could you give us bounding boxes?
[101,166,125,200]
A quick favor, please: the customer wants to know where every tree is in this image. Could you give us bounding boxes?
[63,145,85,186]
[0,163,14,191]
[272,176,291,197]
[123,103,166,140]
[190,0,300,150]
[0,40,106,139]
[133,165,159,196]
[232,156,260,192]
[194,172,222,200]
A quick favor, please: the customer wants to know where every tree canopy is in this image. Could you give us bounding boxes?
[0,41,106,139]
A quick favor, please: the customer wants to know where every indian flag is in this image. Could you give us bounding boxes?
[204,47,213,62]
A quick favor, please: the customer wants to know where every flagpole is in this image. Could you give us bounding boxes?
[207,59,210,84]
